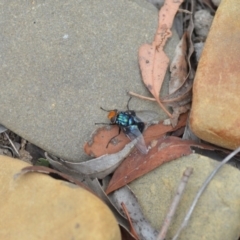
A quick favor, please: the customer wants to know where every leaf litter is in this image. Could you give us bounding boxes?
[132,0,195,127]
[161,0,195,127]
[50,138,138,179]
[11,0,239,239]
[50,1,225,238]
[138,0,185,118]
[168,32,188,95]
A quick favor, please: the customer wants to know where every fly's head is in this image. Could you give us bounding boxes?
[107,110,118,124]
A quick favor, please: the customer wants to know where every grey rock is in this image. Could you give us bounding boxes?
[146,0,164,9]
[194,10,214,40]
[0,0,179,161]
[129,154,240,240]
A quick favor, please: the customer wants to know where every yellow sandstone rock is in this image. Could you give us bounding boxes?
[0,155,121,240]
[190,0,240,149]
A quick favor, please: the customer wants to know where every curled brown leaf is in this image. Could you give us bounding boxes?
[138,0,184,118]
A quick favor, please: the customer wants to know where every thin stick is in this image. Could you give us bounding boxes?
[157,167,194,240]
[128,91,173,103]
[178,9,192,14]
[156,98,173,118]
[128,91,172,118]
[128,91,156,101]
[172,146,240,240]
[4,132,20,157]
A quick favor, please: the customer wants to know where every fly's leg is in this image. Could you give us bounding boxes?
[126,97,136,115]
[100,107,111,112]
[106,127,121,148]
[126,97,132,110]
[95,123,115,125]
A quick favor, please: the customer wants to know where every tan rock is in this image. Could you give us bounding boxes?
[130,154,240,240]
[190,0,240,149]
[0,155,120,240]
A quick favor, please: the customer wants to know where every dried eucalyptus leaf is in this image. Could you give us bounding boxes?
[108,185,159,240]
[169,32,188,95]
[161,0,195,127]
[49,139,137,179]
[45,153,86,182]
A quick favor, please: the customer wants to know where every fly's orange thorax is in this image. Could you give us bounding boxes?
[107,110,118,122]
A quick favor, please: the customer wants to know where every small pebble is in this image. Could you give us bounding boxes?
[212,0,221,7]
[194,42,204,62]
[194,10,214,39]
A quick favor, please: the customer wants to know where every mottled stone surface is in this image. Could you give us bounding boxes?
[0,0,179,161]
[130,154,240,240]
[190,0,240,149]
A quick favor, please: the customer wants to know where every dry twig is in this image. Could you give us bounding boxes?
[128,91,156,102]
[4,132,20,157]
[172,147,240,240]
[157,167,193,240]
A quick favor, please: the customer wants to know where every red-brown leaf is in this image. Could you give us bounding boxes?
[105,136,216,194]
[84,125,130,157]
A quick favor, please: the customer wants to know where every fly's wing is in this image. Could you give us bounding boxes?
[123,125,148,154]
[135,111,159,127]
